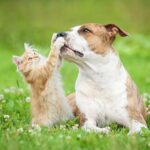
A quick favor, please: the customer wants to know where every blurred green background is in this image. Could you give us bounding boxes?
[0,1,150,150]
[0,0,150,93]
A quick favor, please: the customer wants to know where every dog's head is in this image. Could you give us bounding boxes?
[55,23,128,65]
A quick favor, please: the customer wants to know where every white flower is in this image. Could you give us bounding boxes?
[60,125,66,130]
[10,87,17,93]
[18,88,24,95]
[17,128,24,133]
[25,97,31,103]
[32,124,41,132]
[72,124,79,130]
[28,124,41,135]
[77,134,81,139]
[34,125,41,132]
[143,93,150,102]
[0,94,4,101]
[4,88,10,93]
[31,123,38,128]
[66,135,71,140]
[3,114,10,121]
[148,142,150,147]
[28,129,34,133]
[143,93,150,98]
[3,114,10,119]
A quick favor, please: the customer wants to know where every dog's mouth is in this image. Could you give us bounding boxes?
[61,44,84,57]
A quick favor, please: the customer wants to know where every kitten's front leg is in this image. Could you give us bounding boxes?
[51,33,65,52]
[51,33,65,66]
[32,116,53,127]
[46,34,65,69]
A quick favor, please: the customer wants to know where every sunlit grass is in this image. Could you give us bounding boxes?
[0,87,150,150]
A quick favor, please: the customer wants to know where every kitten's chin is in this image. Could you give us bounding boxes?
[22,70,31,76]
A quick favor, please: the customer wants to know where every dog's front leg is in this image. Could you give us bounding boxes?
[128,120,147,135]
[82,119,110,134]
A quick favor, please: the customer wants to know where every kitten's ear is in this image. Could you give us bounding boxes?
[12,56,22,66]
[24,43,33,52]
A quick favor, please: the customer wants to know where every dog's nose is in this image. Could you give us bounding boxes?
[56,32,67,38]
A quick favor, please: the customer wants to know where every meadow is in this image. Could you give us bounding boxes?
[0,0,150,150]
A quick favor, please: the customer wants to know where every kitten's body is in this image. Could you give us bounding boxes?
[13,42,73,126]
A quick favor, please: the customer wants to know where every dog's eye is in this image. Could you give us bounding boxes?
[82,28,92,33]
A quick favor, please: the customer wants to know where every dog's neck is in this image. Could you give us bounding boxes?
[77,48,127,82]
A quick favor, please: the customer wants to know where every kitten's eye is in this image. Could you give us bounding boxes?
[82,28,92,33]
[28,57,32,60]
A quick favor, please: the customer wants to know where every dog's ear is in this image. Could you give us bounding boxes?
[104,24,128,38]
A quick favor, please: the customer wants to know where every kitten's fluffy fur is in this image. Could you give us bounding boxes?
[13,38,73,126]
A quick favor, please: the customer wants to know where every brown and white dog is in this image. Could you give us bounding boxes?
[53,23,147,134]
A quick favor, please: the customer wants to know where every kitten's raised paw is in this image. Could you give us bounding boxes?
[54,38,65,52]
[51,33,57,43]
[51,34,65,52]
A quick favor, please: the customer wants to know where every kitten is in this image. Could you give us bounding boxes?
[13,36,73,127]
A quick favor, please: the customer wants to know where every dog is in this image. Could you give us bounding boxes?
[54,23,148,134]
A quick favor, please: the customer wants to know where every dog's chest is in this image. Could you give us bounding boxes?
[75,65,128,124]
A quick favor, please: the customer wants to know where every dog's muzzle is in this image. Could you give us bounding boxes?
[56,32,84,57]
[56,32,67,38]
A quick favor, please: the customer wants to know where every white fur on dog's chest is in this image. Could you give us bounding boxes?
[75,52,130,127]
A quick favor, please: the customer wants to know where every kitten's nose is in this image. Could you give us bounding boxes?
[56,32,67,38]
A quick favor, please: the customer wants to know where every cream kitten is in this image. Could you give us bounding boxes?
[12,36,73,127]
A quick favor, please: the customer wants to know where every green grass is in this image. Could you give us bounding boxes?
[0,87,150,150]
[0,0,150,150]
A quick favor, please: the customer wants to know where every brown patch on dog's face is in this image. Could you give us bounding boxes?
[126,76,147,124]
[77,23,128,55]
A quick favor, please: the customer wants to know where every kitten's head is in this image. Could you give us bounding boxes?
[13,43,44,75]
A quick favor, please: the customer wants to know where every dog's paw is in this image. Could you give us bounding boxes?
[82,125,110,134]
